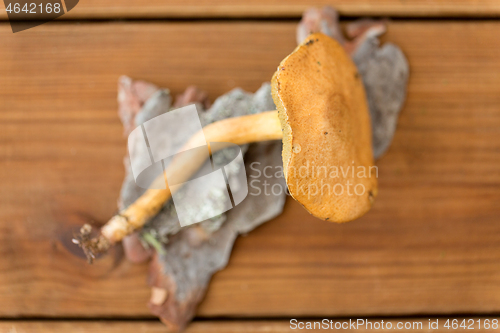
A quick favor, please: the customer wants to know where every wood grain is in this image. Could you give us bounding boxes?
[2,0,500,20]
[0,320,313,333]
[0,21,499,318]
[2,319,499,332]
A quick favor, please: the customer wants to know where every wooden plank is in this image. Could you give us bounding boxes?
[0,21,499,318]
[0,320,294,333]
[2,0,500,20]
[2,319,499,332]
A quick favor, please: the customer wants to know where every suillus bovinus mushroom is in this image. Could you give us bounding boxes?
[74,33,378,262]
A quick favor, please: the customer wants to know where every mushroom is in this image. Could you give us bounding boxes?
[74,33,378,262]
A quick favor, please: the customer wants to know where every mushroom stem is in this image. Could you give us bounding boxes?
[75,110,282,260]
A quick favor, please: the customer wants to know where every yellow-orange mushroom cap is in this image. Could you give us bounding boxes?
[271,32,378,223]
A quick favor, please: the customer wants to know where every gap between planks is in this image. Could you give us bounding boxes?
[1,0,500,20]
[1,318,500,332]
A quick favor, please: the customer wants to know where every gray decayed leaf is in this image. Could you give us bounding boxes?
[117,6,410,330]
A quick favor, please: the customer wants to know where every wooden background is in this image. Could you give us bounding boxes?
[0,0,499,332]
